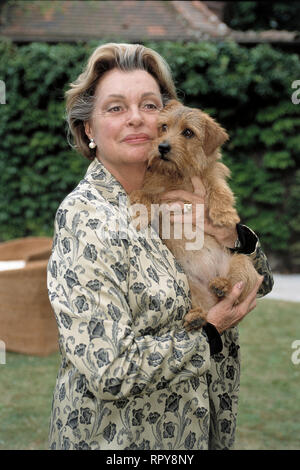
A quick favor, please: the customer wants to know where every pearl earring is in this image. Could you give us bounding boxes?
[89,138,96,149]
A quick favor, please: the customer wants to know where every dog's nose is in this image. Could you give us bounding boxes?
[158,141,171,156]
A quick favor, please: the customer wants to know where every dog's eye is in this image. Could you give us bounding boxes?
[182,128,194,138]
[161,124,168,132]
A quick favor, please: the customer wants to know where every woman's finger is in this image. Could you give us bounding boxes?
[236,276,263,320]
[223,276,262,309]
[160,190,204,204]
[224,281,246,306]
[242,276,264,309]
[248,298,257,312]
[163,201,185,212]
[160,190,191,201]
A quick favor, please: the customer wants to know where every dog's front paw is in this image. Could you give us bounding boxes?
[184,307,207,331]
[209,277,231,299]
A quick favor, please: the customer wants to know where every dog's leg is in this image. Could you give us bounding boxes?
[205,165,240,228]
[208,185,240,228]
[183,282,208,330]
[226,253,262,304]
[184,307,207,331]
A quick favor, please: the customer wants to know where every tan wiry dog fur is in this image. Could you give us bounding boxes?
[130,100,261,330]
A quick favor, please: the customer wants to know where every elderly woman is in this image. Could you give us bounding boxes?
[47,43,273,450]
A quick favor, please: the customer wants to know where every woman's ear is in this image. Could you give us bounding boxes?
[84,121,93,140]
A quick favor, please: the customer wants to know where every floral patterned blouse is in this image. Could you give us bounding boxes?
[47,157,273,450]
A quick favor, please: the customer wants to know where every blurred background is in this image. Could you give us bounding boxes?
[0,0,299,450]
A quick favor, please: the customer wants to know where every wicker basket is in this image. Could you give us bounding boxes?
[0,237,59,356]
[0,236,53,261]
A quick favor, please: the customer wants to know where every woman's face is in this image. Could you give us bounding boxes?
[85,68,163,173]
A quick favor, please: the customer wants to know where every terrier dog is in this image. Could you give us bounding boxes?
[130,100,261,330]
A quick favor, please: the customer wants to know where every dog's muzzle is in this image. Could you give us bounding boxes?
[158,141,171,160]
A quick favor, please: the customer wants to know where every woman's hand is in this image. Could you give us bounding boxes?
[160,176,238,249]
[206,276,264,334]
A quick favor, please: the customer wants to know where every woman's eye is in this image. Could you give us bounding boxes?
[182,128,194,138]
[143,103,159,111]
[107,105,123,112]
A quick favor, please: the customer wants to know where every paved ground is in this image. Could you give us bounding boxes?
[264,274,300,303]
[0,260,26,271]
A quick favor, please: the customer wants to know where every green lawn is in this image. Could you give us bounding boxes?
[0,298,299,450]
[236,298,300,450]
[0,350,60,450]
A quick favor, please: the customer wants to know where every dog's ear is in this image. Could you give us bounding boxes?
[203,113,229,155]
[163,99,182,111]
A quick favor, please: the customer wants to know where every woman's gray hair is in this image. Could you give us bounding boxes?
[65,43,177,159]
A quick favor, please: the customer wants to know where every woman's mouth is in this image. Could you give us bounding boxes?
[123,134,151,144]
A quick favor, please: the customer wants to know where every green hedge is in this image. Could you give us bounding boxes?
[0,40,300,270]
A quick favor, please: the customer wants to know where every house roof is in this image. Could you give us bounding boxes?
[0,0,299,44]
[0,0,194,42]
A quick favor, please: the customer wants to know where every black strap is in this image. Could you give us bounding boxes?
[203,322,223,355]
[229,223,258,255]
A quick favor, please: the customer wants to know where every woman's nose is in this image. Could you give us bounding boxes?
[127,106,143,126]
